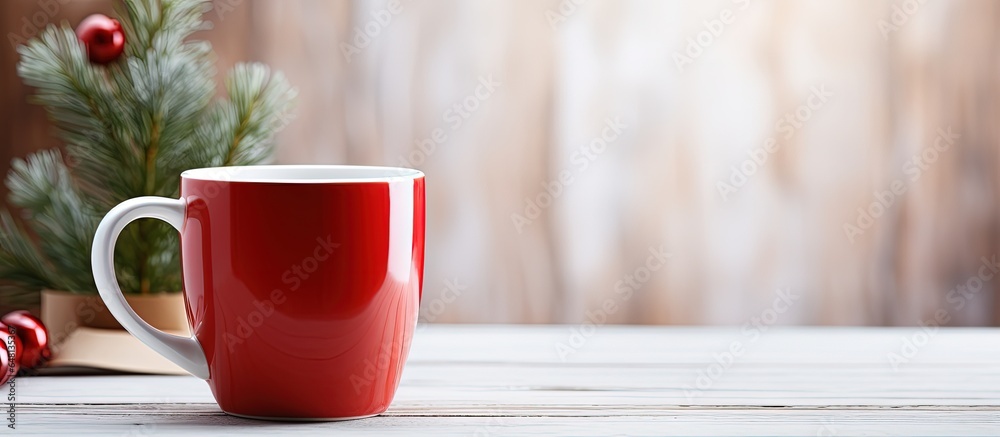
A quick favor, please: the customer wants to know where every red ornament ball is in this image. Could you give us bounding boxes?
[0,323,21,385]
[76,14,125,64]
[1,311,51,370]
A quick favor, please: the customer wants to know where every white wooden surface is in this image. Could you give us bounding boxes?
[14,325,1000,436]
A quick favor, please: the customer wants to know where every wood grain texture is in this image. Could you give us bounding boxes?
[13,325,1000,435]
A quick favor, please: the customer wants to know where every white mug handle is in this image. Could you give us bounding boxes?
[91,196,210,379]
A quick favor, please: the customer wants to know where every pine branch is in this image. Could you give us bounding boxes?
[17,26,143,207]
[137,40,215,194]
[0,211,55,300]
[114,1,216,200]
[6,150,99,292]
[119,0,208,58]
[113,0,215,293]
[196,63,296,167]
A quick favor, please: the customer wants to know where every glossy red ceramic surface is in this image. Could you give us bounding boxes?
[179,174,425,419]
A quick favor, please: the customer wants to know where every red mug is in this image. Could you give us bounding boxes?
[92,165,425,420]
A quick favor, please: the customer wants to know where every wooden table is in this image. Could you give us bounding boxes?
[15,325,1000,435]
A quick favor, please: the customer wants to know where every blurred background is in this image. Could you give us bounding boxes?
[1,0,999,326]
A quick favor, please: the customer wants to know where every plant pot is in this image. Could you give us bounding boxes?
[39,289,190,375]
[41,289,188,338]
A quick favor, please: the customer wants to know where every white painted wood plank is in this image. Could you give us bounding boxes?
[409,325,1000,365]
[19,365,1000,407]
[14,404,1000,436]
[22,326,1000,405]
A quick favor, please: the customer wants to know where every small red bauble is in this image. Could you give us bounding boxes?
[75,14,125,64]
[1,311,51,369]
[0,323,21,385]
